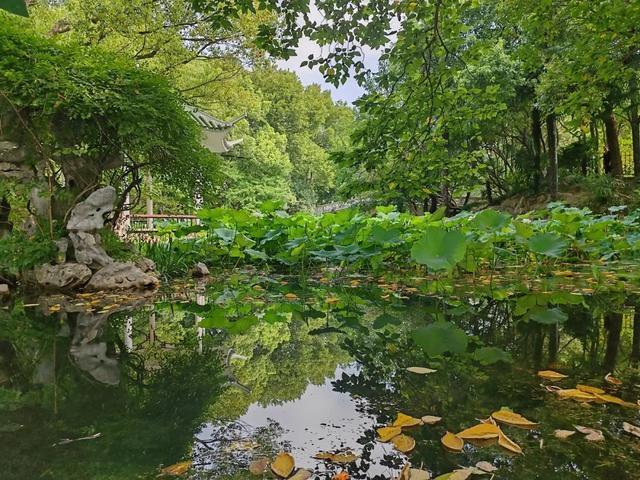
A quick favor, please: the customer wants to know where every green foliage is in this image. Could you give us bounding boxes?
[0,231,56,275]
[0,15,217,200]
[0,0,27,17]
[410,228,468,272]
[412,321,469,357]
[144,205,640,279]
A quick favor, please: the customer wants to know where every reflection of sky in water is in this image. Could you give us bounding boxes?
[195,365,403,478]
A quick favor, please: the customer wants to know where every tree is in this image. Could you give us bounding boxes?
[0,15,215,227]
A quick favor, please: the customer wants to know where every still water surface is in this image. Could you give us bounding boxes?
[1,272,640,479]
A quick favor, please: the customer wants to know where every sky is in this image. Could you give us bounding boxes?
[276,38,381,104]
[274,2,385,105]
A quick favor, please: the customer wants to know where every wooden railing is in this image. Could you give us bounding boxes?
[129,214,198,233]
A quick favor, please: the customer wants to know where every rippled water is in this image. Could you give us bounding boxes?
[1,272,639,479]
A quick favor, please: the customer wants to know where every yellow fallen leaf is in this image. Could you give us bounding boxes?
[622,422,640,439]
[406,367,437,374]
[408,468,431,480]
[377,426,402,442]
[421,415,442,425]
[538,370,568,381]
[475,461,497,473]
[556,388,597,402]
[326,296,340,304]
[593,393,637,408]
[290,470,313,480]
[605,372,622,386]
[271,452,295,478]
[160,460,192,476]
[576,384,605,395]
[392,434,416,453]
[313,451,358,464]
[441,432,464,452]
[456,423,500,440]
[554,429,576,439]
[491,410,538,428]
[498,430,522,454]
[393,412,422,428]
[574,425,604,441]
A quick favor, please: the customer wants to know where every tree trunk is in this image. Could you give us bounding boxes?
[531,107,543,191]
[603,110,624,177]
[428,195,438,214]
[632,308,640,365]
[631,101,640,180]
[603,312,623,372]
[546,114,558,199]
[0,197,11,239]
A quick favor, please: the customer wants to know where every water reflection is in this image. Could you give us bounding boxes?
[0,275,639,479]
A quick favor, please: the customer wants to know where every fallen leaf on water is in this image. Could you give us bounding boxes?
[554,429,576,439]
[498,430,522,454]
[332,472,349,480]
[407,367,437,374]
[456,423,500,440]
[392,434,416,453]
[622,422,640,439]
[313,451,358,464]
[576,384,605,395]
[377,426,402,442]
[290,469,313,480]
[408,468,432,480]
[449,469,474,480]
[556,388,597,402]
[271,452,295,478]
[574,425,604,442]
[160,460,192,476]
[441,432,464,452]
[605,372,622,386]
[249,458,269,475]
[475,461,497,473]
[421,415,442,425]
[393,412,422,428]
[538,370,568,381]
[593,393,637,408]
[397,464,411,480]
[491,410,538,428]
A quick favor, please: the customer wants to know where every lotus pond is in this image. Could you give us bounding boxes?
[1,270,640,480]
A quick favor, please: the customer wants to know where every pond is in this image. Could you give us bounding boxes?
[1,270,640,479]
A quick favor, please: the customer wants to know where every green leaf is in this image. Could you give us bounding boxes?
[471,209,511,230]
[412,321,468,356]
[527,233,567,258]
[530,307,568,324]
[472,346,512,365]
[410,227,467,271]
[0,0,28,17]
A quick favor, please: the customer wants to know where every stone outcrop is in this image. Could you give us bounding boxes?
[86,262,159,291]
[69,231,112,268]
[67,186,117,232]
[191,262,210,277]
[35,263,92,290]
[27,185,159,292]
[0,141,32,180]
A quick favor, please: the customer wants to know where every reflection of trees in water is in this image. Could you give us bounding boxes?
[0,300,224,480]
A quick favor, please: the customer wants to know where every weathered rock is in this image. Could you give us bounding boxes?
[67,186,117,232]
[35,263,92,290]
[54,238,69,264]
[0,141,26,164]
[86,262,159,291]
[135,257,156,273]
[70,341,119,385]
[0,284,9,296]
[69,231,112,268]
[29,188,50,218]
[191,262,210,277]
